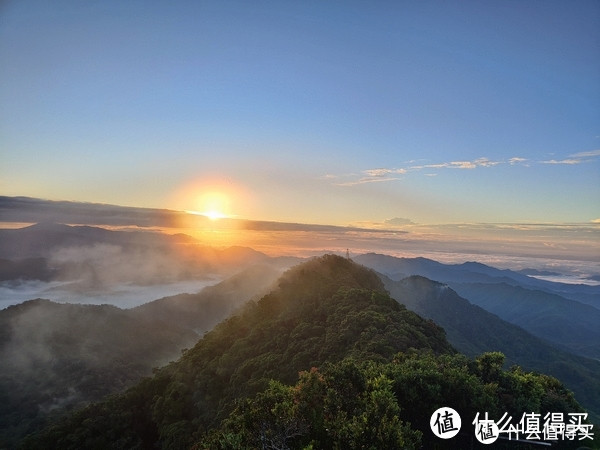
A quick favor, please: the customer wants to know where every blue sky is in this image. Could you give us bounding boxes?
[1,0,599,227]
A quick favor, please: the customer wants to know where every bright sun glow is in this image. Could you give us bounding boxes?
[183,190,232,220]
[203,209,227,220]
[170,177,253,227]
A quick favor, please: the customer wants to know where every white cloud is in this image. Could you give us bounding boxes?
[334,176,400,187]
[571,149,600,158]
[328,149,598,187]
[474,157,502,167]
[542,158,582,165]
[542,149,600,165]
[364,168,407,177]
[411,157,502,171]
[509,157,528,165]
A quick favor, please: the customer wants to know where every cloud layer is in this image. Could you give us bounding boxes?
[0,196,399,235]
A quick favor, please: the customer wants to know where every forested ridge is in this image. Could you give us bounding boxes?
[0,265,279,448]
[19,256,593,449]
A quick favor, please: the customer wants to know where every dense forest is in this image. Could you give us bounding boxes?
[20,256,593,449]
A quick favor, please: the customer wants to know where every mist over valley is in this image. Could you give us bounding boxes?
[0,222,298,309]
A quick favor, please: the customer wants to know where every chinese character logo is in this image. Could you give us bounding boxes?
[473,412,500,444]
[430,407,461,439]
[471,411,594,444]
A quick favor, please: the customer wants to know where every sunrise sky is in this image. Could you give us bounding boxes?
[1,1,599,229]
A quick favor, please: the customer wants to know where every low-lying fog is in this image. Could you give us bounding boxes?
[0,278,221,310]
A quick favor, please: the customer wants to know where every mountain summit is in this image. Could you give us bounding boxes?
[23,255,587,449]
[23,255,452,448]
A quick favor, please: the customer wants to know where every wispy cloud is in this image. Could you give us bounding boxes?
[334,177,401,187]
[541,158,581,165]
[336,156,516,185]
[415,157,502,170]
[509,157,528,165]
[331,150,599,186]
[330,168,407,186]
[541,149,600,165]
[364,168,407,177]
[571,149,600,158]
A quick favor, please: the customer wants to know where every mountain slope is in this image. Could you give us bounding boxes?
[384,275,600,423]
[0,299,197,448]
[0,265,279,448]
[447,281,600,359]
[23,255,454,449]
[130,263,282,332]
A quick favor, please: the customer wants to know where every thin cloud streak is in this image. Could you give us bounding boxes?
[509,157,528,165]
[541,149,600,165]
[411,157,502,170]
[334,176,402,187]
[364,168,408,177]
[542,159,582,165]
[333,150,599,186]
[571,149,600,158]
[0,196,404,235]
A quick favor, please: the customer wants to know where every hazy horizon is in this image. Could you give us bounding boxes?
[1,196,599,311]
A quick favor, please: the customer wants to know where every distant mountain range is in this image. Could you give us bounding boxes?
[449,281,600,359]
[353,253,600,306]
[354,253,600,360]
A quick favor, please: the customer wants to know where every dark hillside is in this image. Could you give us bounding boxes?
[0,299,197,448]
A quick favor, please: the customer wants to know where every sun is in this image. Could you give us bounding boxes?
[192,191,231,220]
[171,177,252,225]
[203,209,227,221]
